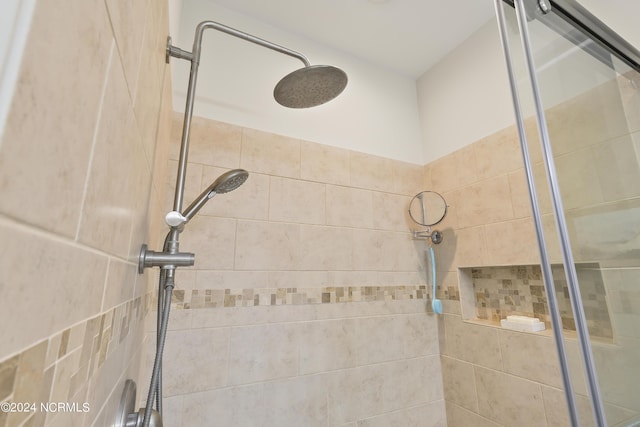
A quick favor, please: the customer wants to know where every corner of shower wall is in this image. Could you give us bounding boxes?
[424,122,578,427]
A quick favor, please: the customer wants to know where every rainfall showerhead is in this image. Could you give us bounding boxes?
[274,65,348,109]
[181,169,249,222]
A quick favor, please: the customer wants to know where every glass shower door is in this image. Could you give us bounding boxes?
[498,1,640,426]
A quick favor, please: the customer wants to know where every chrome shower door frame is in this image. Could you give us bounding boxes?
[493,0,640,426]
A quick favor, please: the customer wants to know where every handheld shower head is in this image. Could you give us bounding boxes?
[274,65,348,108]
[182,169,249,222]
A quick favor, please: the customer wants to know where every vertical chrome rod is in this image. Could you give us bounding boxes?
[170,21,310,214]
[493,1,579,425]
[513,0,607,424]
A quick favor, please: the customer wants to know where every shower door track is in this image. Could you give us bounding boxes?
[502,0,640,72]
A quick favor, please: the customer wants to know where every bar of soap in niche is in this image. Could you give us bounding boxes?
[501,318,546,332]
[506,315,540,324]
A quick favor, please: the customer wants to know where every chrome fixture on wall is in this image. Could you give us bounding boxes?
[408,191,448,315]
[408,190,447,244]
[116,20,348,427]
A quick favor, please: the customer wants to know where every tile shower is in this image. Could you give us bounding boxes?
[1,1,639,427]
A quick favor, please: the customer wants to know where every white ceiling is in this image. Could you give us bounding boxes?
[201,0,497,78]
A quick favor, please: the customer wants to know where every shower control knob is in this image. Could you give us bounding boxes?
[165,211,187,227]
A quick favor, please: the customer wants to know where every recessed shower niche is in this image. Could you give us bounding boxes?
[457,264,614,341]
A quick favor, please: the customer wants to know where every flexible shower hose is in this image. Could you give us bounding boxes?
[142,276,173,427]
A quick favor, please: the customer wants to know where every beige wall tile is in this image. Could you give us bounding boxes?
[268,176,325,224]
[105,0,148,97]
[199,166,269,220]
[441,355,478,412]
[423,163,433,190]
[592,337,640,411]
[392,160,425,196]
[161,328,230,396]
[179,215,237,270]
[430,145,478,193]
[352,229,420,272]
[508,169,534,218]
[181,384,264,427]
[299,225,353,271]
[240,128,300,178]
[133,0,167,161]
[441,314,502,370]
[0,0,112,237]
[195,270,267,290]
[541,385,636,427]
[452,226,488,268]
[77,51,137,257]
[455,175,514,229]
[358,400,446,427]
[475,366,546,427]
[326,185,373,228]
[437,190,458,230]
[298,319,358,374]
[570,80,629,148]
[523,115,544,165]
[102,258,136,312]
[164,160,203,213]
[541,213,563,264]
[300,140,350,185]
[619,72,640,133]
[593,133,640,202]
[403,313,440,358]
[555,148,604,210]
[603,268,640,339]
[324,368,367,424]
[235,220,300,270]
[484,218,539,266]
[227,323,299,385]
[446,403,501,427]
[532,161,553,215]
[172,115,242,169]
[355,316,405,365]
[0,220,108,357]
[499,330,562,388]
[263,375,328,426]
[475,126,522,180]
[372,192,412,232]
[349,151,396,193]
[384,357,443,411]
[541,385,597,427]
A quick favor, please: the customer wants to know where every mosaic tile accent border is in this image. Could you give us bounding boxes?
[470,264,612,340]
[0,295,151,427]
[168,285,430,309]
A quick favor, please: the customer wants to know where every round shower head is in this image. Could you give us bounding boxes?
[211,168,249,194]
[274,65,348,109]
[181,169,249,223]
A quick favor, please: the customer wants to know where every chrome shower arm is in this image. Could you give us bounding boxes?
[166,20,309,215]
[189,21,310,67]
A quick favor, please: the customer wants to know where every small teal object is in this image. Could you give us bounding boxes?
[430,246,442,315]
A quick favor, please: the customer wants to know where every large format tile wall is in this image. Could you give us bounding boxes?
[431,71,640,426]
[0,0,172,426]
[146,113,446,426]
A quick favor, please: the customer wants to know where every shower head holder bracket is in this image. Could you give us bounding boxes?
[137,244,195,274]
